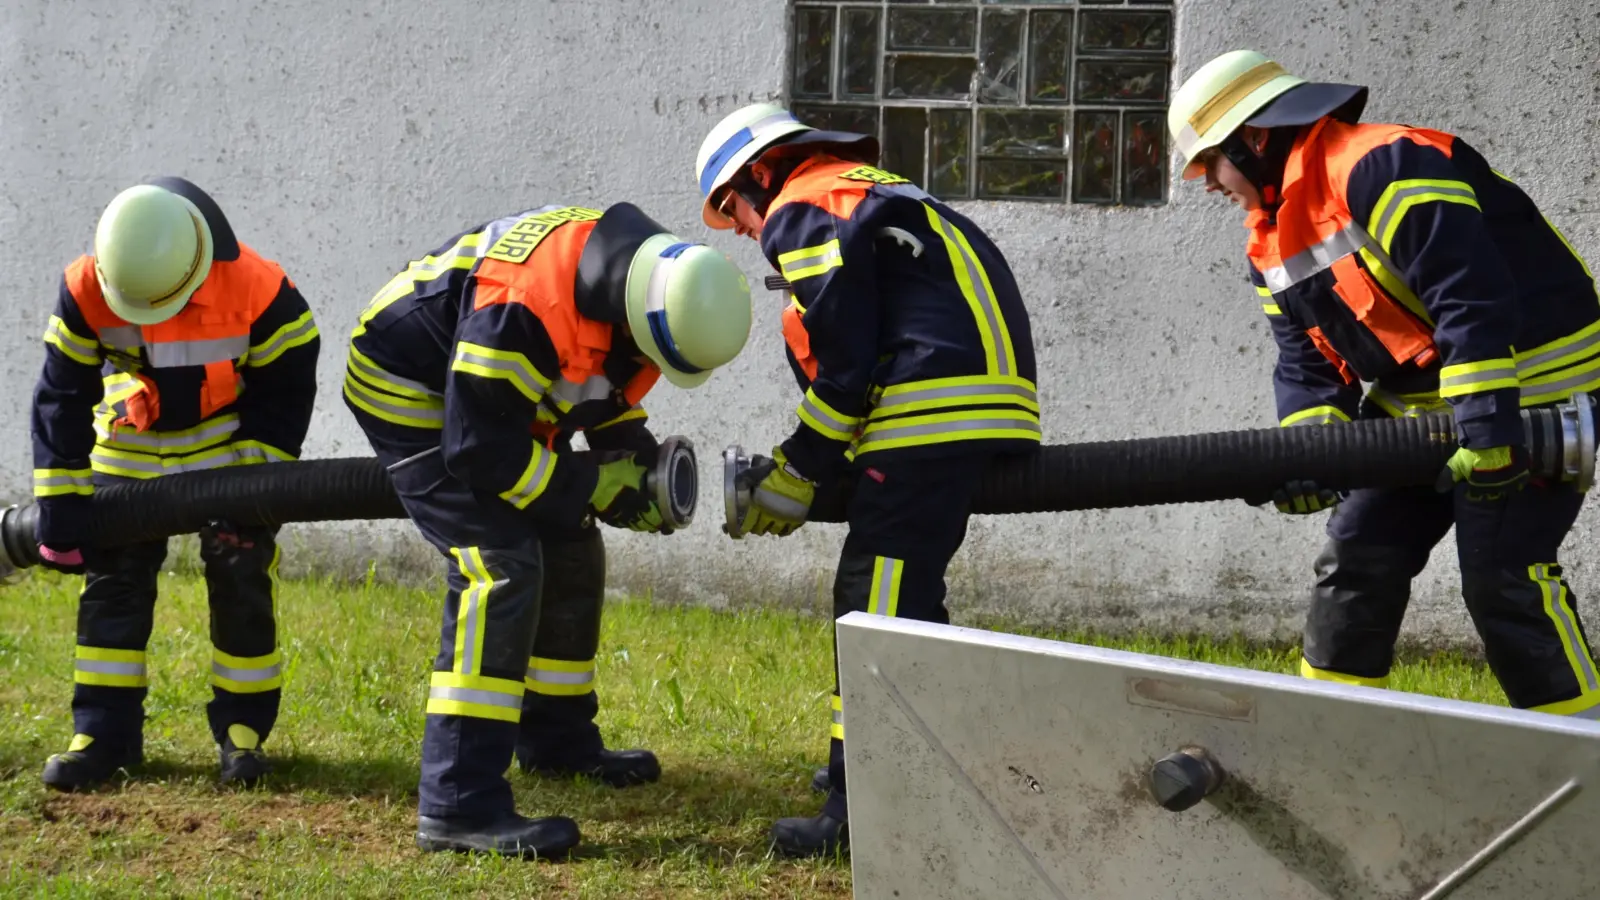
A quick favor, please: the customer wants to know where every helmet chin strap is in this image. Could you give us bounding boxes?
[1218,127,1298,210]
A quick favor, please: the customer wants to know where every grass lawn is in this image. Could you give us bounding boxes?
[0,562,1510,898]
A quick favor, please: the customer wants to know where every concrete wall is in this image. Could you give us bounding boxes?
[1,0,1596,648]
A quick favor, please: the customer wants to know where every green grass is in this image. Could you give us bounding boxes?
[0,563,1509,898]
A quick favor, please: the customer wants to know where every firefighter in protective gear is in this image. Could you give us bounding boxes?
[31,177,321,791]
[1170,50,1600,720]
[696,103,1041,857]
[343,201,751,857]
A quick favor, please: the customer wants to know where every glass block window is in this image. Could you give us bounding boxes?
[787,1,1173,207]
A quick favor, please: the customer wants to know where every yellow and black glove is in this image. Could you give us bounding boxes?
[737,447,815,537]
[1272,480,1341,515]
[1435,445,1530,502]
[590,455,668,533]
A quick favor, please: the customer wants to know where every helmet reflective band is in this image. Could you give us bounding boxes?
[92,184,214,326]
[1167,50,1306,181]
[625,234,752,390]
[695,103,814,229]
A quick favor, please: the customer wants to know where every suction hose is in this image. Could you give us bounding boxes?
[0,435,700,580]
[722,394,1598,537]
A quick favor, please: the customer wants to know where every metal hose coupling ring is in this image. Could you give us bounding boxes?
[722,444,755,539]
[643,435,699,532]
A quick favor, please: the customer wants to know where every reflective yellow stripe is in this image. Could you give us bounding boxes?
[1355,246,1435,327]
[343,366,445,430]
[777,239,843,282]
[1279,405,1351,427]
[1439,358,1518,397]
[867,557,903,617]
[450,342,551,404]
[44,316,101,365]
[797,388,861,442]
[89,443,252,479]
[830,692,844,741]
[211,648,283,693]
[234,440,296,465]
[353,232,486,338]
[593,406,648,430]
[1254,284,1273,298]
[94,414,239,455]
[525,656,597,696]
[1532,564,1600,695]
[426,671,524,722]
[1262,303,1282,316]
[1366,386,1447,419]
[856,409,1040,454]
[1299,658,1389,689]
[448,548,498,677]
[1530,691,1600,720]
[1366,179,1481,256]
[499,444,557,510]
[74,646,148,688]
[247,310,319,367]
[33,467,93,498]
[1515,320,1600,380]
[924,205,1017,377]
[871,375,1039,419]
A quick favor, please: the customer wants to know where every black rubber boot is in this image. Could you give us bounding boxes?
[811,766,831,794]
[415,811,581,858]
[218,724,271,787]
[41,733,142,792]
[522,747,662,788]
[770,810,849,858]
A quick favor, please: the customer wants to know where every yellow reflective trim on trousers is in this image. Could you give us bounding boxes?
[1366,179,1480,255]
[347,346,440,402]
[34,467,93,498]
[868,557,903,617]
[1279,405,1351,427]
[74,646,148,688]
[923,205,1014,377]
[44,316,101,366]
[830,692,844,741]
[1530,691,1600,720]
[247,310,319,367]
[1439,358,1518,397]
[450,342,551,405]
[526,656,597,696]
[797,388,861,442]
[211,648,284,694]
[499,443,557,510]
[777,239,843,282]
[1532,564,1600,695]
[354,233,486,337]
[1262,303,1282,316]
[426,671,524,722]
[1299,657,1389,688]
[856,409,1041,454]
[343,368,445,430]
[448,548,495,677]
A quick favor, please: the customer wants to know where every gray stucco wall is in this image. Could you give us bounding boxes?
[1,0,1596,649]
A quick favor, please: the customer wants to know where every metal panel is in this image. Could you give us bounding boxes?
[836,612,1600,900]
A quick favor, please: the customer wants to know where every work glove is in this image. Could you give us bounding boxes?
[37,544,85,576]
[1272,480,1341,515]
[737,447,815,537]
[1435,445,1529,502]
[589,454,669,533]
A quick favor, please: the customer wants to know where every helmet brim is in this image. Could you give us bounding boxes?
[1246,82,1368,129]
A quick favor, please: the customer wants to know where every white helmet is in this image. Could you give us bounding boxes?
[695,103,815,230]
[93,183,214,325]
[624,234,753,389]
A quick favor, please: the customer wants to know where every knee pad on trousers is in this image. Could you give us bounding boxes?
[531,525,605,663]
[1303,539,1422,680]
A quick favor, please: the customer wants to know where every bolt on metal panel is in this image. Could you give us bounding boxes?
[835,612,1600,900]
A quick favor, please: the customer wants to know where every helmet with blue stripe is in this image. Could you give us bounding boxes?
[622,232,753,389]
[695,103,878,230]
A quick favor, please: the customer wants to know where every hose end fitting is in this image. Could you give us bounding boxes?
[722,444,753,539]
[644,435,698,532]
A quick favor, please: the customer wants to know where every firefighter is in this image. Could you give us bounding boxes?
[31,178,321,791]
[1168,51,1600,719]
[343,201,752,857]
[694,103,1042,857]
